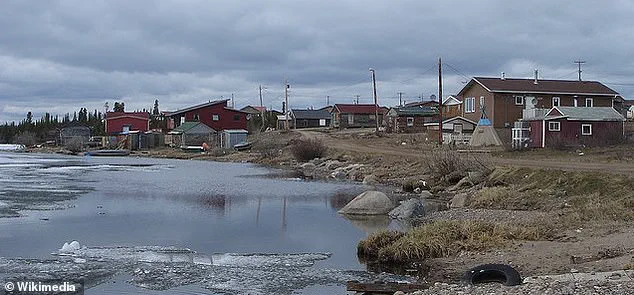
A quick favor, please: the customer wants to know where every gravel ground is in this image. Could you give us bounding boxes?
[403,279,634,295]
[415,208,550,225]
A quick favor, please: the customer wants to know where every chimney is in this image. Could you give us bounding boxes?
[534,69,539,85]
[501,72,505,80]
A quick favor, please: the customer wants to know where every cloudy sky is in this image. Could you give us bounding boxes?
[2,0,634,122]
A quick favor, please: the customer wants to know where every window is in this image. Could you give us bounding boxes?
[548,121,560,131]
[552,97,560,107]
[406,117,414,127]
[581,124,592,135]
[193,114,199,121]
[515,96,524,105]
[233,114,241,121]
[212,114,219,121]
[465,97,476,113]
[180,116,185,125]
[585,98,593,107]
[479,96,485,108]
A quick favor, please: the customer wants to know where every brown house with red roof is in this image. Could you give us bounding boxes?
[457,76,622,128]
[330,104,389,128]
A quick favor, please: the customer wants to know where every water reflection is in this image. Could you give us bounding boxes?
[340,214,392,234]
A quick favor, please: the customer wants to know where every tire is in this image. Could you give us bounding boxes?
[462,263,522,286]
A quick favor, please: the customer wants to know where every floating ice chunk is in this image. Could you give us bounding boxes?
[60,240,81,253]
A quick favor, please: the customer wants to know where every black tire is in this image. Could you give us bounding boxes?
[462,263,522,286]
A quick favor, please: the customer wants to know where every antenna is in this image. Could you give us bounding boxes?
[574,60,586,81]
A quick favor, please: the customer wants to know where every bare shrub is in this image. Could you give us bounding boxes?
[422,148,492,182]
[15,132,36,146]
[65,137,84,152]
[290,138,328,162]
[252,137,283,159]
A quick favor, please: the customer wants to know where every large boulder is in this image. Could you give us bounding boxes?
[338,191,395,215]
[388,198,426,220]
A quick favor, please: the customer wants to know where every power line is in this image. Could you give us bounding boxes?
[442,62,471,82]
[574,60,586,81]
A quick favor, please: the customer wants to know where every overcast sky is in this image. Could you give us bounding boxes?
[2,0,634,123]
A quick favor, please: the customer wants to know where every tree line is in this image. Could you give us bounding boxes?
[0,100,165,145]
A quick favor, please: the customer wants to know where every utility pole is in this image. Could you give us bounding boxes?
[231,93,235,108]
[574,60,586,81]
[438,58,443,145]
[285,80,290,130]
[355,95,360,104]
[326,95,330,106]
[259,85,265,130]
[370,68,379,134]
[398,92,404,106]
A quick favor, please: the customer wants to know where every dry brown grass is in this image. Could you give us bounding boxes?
[290,138,328,162]
[470,167,634,227]
[358,220,555,264]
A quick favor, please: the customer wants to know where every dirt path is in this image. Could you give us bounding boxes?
[297,130,634,175]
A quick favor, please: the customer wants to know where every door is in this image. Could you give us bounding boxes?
[347,114,354,125]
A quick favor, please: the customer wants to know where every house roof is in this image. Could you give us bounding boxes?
[333,104,388,114]
[389,105,439,116]
[106,112,149,120]
[171,122,214,133]
[404,101,439,107]
[464,77,619,97]
[424,116,477,126]
[240,105,267,114]
[290,109,331,120]
[168,100,241,116]
[442,95,462,106]
[545,107,625,121]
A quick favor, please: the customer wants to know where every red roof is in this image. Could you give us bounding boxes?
[106,112,149,120]
[333,104,388,114]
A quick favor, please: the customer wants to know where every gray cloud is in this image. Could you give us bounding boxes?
[1,0,634,122]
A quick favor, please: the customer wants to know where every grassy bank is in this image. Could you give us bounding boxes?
[358,167,634,264]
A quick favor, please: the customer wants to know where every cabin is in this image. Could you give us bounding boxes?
[424,116,478,145]
[290,109,331,128]
[240,105,267,116]
[167,122,217,148]
[456,75,622,128]
[331,104,388,128]
[60,123,91,145]
[524,107,625,148]
[385,105,439,133]
[167,100,248,132]
[105,112,150,135]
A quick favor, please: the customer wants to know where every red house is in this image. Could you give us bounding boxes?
[105,112,150,135]
[167,100,248,131]
[527,106,625,148]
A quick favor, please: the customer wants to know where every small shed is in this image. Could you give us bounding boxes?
[290,109,331,128]
[425,116,477,145]
[60,124,91,146]
[169,122,217,148]
[220,129,249,149]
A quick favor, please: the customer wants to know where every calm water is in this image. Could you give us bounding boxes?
[0,152,399,294]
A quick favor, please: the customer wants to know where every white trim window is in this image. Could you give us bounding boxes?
[552,97,560,107]
[465,97,476,113]
[406,117,414,127]
[581,124,592,135]
[515,96,524,105]
[548,121,560,131]
[479,96,485,108]
[585,98,593,107]
[212,114,219,121]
